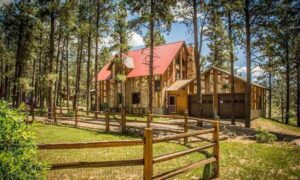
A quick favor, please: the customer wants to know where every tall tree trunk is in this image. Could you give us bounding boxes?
[94,1,100,115]
[86,9,92,115]
[4,34,10,101]
[48,6,55,118]
[268,71,272,119]
[57,36,65,112]
[31,57,36,120]
[281,84,284,123]
[73,36,83,110]
[228,11,235,125]
[66,33,70,112]
[120,31,125,112]
[54,24,63,107]
[285,34,290,125]
[148,0,154,118]
[13,21,24,107]
[38,31,44,112]
[245,0,251,128]
[193,0,202,126]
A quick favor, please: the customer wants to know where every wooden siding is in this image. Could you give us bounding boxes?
[98,45,190,114]
[168,90,188,114]
[97,45,266,117]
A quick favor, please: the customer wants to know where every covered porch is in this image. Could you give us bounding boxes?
[165,79,194,114]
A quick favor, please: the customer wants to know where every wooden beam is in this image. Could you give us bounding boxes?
[213,68,218,118]
[144,128,153,180]
[150,114,184,119]
[212,120,220,178]
[38,139,144,149]
[153,143,215,164]
[50,159,144,170]
[153,128,215,143]
[153,157,216,180]
[187,116,217,124]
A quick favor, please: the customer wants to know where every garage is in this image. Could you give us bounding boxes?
[188,94,213,118]
[218,93,245,119]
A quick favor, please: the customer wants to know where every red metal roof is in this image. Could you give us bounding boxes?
[96,63,112,81]
[97,41,184,81]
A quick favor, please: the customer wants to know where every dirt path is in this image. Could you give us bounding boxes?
[31,115,227,142]
[31,115,300,142]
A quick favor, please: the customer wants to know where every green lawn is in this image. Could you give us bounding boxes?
[253,118,300,136]
[31,123,300,179]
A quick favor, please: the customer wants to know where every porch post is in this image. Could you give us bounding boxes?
[213,69,219,118]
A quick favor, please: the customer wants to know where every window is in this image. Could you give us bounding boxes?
[132,92,140,104]
[155,80,161,92]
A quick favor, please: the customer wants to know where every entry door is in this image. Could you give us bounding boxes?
[168,96,176,113]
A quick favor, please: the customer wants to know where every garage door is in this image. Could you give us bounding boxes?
[188,95,213,118]
[218,94,245,119]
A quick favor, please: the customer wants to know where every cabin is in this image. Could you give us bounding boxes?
[96,41,266,120]
[96,41,190,114]
[188,66,266,120]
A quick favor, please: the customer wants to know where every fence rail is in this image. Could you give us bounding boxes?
[37,113,220,179]
[38,139,144,149]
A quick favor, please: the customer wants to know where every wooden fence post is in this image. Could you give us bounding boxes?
[105,111,110,132]
[121,109,126,134]
[212,120,220,178]
[75,108,78,128]
[184,110,188,145]
[144,128,153,180]
[54,105,57,124]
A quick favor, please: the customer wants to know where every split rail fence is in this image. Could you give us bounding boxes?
[37,114,220,179]
[28,106,218,135]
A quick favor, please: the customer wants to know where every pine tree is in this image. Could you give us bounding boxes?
[221,0,242,125]
[111,1,130,113]
[126,0,176,121]
[144,30,166,47]
[205,1,230,70]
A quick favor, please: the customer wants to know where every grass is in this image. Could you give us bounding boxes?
[31,124,207,179]
[220,142,300,179]
[30,123,300,179]
[253,118,300,136]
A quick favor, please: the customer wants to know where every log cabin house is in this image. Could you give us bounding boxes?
[96,41,266,119]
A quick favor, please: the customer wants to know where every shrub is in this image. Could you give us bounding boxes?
[100,103,110,111]
[66,110,75,117]
[0,101,46,179]
[255,128,277,143]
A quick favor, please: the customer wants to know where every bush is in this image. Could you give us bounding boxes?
[100,103,110,111]
[66,110,75,117]
[255,128,277,143]
[0,101,46,179]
